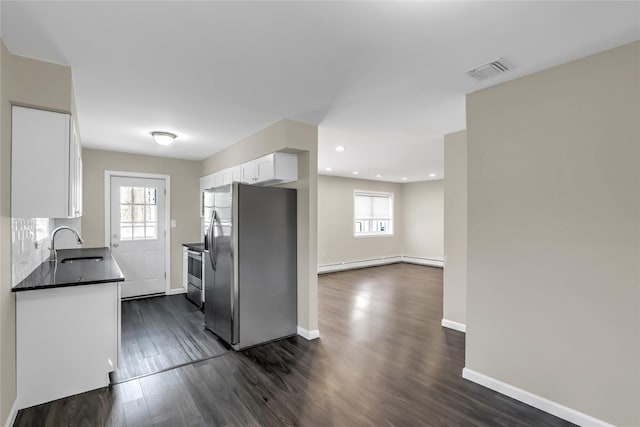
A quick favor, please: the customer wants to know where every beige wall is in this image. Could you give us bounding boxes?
[82,149,201,291]
[466,41,639,426]
[201,119,318,332]
[443,130,467,325]
[0,42,75,425]
[402,180,443,260]
[318,175,444,266]
[318,175,404,265]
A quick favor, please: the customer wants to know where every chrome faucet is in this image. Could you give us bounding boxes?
[49,226,84,263]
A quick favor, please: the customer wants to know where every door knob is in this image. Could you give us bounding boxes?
[112,242,119,248]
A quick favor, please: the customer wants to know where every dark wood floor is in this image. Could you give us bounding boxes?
[112,295,230,383]
[14,264,575,426]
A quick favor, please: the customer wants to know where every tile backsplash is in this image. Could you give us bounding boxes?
[12,218,52,286]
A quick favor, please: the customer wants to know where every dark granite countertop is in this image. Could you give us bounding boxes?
[12,247,125,292]
[183,242,204,252]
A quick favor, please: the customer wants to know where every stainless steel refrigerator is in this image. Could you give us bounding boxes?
[203,183,297,350]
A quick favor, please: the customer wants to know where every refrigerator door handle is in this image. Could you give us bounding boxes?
[208,209,217,271]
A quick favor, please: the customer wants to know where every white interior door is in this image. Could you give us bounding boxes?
[110,176,166,299]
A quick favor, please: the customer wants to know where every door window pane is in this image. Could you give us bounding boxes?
[146,188,157,205]
[145,225,157,239]
[120,187,132,204]
[119,185,160,241]
[121,224,133,241]
[133,205,145,222]
[145,205,157,222]
[120,205,132,222]
[133,223,145,240]
[133,187,145,204]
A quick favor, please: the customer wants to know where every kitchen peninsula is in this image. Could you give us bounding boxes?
[12,247,124,409]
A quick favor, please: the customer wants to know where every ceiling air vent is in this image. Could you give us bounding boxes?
[466,58,513,81]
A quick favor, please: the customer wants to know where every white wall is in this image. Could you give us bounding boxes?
[466,41,639,426]
[443,130,467,326]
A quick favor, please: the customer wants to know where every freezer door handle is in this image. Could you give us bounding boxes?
[208,209,217,271]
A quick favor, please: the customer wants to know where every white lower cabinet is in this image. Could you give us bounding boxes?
[16,282,121,409]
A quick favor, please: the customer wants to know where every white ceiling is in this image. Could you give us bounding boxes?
[1,1,638,182]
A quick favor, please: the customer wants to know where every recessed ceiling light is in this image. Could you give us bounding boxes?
[429,173,436,178]
[151,131,177,146]
[376,174,383,178]
[352,171,359,175]
[335,146,345,152]
[325,167,332,171]
[402,177,408,181]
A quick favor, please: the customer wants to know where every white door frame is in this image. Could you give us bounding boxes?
[104,171,171,295]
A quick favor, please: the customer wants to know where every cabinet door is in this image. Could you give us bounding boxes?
[256,155,275,183]
[199,174,215,217]
[220,169,232,186]
[12,106,71,218]
[242,161,258,183]
[16,283,119,408]
[230,166,243,183]
[69,121,82,218]
[213,172,224,188]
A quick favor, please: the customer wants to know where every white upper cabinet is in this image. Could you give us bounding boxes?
[241,152,297,185]
[199,152,298,216]
[69,121,83,218]
[12,106,82,219]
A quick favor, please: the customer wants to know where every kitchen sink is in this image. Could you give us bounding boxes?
[60,256,104,264]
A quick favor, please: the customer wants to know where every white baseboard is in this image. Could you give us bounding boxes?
[441,318,466,333]
[401,256,444,268]
[318,256,402,274]
[318,256,444,274]
[166,288,187,295]
[462,368,615,427]
[4,397,18,427]
[297,326,320,340]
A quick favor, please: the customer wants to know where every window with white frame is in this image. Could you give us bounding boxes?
[354,191,393,237]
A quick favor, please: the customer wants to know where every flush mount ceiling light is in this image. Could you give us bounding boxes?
[335,145,345,152]
[151,131,177,146]
[325,167,332,171]
[429,173,436,177]
[352,171,359,175]
[402,177,408,181]
[376,174,383,178]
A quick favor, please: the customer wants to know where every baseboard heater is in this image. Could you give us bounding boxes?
[318,256,443,274]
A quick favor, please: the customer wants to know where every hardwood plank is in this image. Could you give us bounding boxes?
[14,264,576,426]
[112,295,229,383]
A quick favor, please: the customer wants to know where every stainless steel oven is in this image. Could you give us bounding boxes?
[186,250,203,308]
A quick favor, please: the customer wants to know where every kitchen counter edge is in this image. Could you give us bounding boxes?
[12,247,125,292]
[183,242,204,252]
